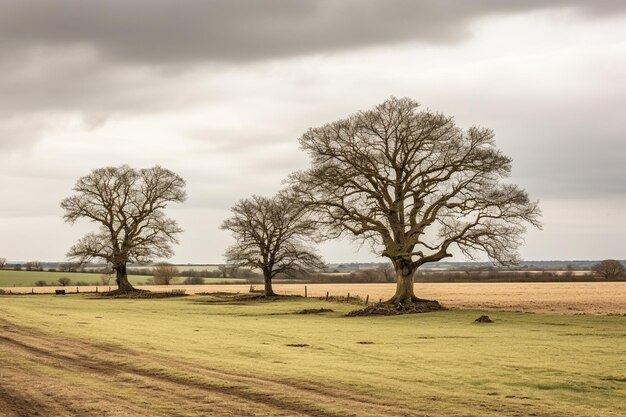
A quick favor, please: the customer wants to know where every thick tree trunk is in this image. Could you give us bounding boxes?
[263,272,276,297]
[114,264,136,292]
[387,259,419,304]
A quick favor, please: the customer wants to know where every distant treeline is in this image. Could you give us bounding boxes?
[279,269,620,283]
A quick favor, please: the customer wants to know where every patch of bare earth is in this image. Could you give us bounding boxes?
[0,319,436,417]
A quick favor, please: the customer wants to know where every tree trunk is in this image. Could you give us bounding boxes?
[263,272,276,297]
[387,259,419,304]
[114,264,136,292]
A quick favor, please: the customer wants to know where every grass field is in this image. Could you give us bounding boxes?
[0,270,245,287]
[0,294,624,416]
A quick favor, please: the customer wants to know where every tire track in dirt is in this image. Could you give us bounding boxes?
[0,318,435,417]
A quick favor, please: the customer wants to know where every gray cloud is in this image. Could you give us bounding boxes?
[1,0,625,263]
[0,0,624,65]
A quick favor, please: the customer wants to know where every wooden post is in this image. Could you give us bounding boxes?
[365,295,369,305]
[95,286,98,293]
[379,298,382,304]
[305,286,308,298]
[76,287,79,293]
[108,286,111,292]
[31,288,34,294]
[347,293,350,303]
[325,291,329,301]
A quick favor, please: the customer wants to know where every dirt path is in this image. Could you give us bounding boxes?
[0,318,435,417]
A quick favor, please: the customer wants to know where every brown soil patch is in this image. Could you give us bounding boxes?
[0,318,436,417]
[474,315,494,323]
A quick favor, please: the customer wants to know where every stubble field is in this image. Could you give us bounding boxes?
[5,281,626,315]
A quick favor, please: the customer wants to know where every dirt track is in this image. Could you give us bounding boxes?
[0,318,435,417]
[7,282,626,315]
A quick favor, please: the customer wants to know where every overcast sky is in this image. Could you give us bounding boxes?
[1,0,625,264]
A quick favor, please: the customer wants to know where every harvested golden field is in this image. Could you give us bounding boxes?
[6,282,626,315]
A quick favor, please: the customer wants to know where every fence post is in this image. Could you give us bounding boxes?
[76,287,79,293]
[31,288,34,294]
[325,291,329,301]
[379,298,382,304]
[347,293,350,303]
[305,286,308,298]
[95,286,98,293]
[365,295,369,305]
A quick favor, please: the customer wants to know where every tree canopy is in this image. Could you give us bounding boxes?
[592,259,625,279]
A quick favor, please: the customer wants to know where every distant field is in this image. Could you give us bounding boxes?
[128,264,222,272]
[0,270,246,287]
[0,294,624,416]
[5,281,626,315]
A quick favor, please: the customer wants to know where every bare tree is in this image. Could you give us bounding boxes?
[378,263,395,283]
[291,97,541,305]
[220,190,324,296]
[59,262,80,273]
[61,165,186,293]
[0,257,5,269]
[152,262,179,285]
[24,261,42,271]
[592,259,625,279]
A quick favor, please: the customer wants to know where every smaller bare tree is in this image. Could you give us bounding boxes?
[592,259,625,279]
[0,257,6,269]
[152,262,179,285]
[221,190,324,296]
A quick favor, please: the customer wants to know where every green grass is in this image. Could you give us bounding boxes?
[0,269,245,287]
[0,294,624,416]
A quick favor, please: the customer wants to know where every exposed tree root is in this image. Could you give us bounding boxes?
[100,288,146,297]
[346,299,445,316]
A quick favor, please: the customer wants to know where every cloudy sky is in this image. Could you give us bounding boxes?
[1,0,625,264]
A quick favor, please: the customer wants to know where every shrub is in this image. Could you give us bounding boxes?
[58,277,71,286]
[152,262,179,285]
[183,276,204,285]
[34,280,48,287]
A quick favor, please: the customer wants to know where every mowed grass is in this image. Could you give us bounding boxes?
[1,294,625,416]
[0,270,244,287]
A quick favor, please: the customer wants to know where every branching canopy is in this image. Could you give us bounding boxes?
[220,191,324,279]
[290,97,541,269]
[61,165,186,267]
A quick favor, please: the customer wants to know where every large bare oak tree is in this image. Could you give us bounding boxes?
[291,97,541,305]
[221,191,324,296]
[61,165,186,292]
